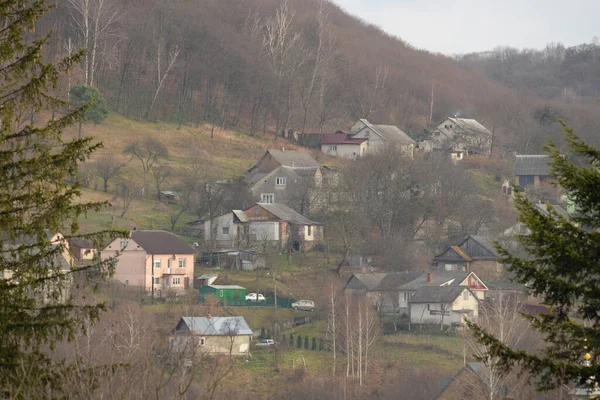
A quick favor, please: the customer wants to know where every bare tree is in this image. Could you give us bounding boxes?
[67,0,121,87]
[92,153,128,192]
[151,163,172,199]
[117,179,138,218]
[124,137,168,197]
[145,42,180,120]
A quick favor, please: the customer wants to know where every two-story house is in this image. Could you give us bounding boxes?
[433,235,502,280]
[245,149,323,214]
[349,119,415,157]
[101,230,195,294]
[427,117,492,160]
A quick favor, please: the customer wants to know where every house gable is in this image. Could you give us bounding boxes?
[460,236,497,259]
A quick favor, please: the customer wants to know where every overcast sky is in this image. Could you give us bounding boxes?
[332,0,600,55]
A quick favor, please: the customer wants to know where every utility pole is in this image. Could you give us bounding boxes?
[151,254,155,303]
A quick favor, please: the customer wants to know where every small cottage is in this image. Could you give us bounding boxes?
[514,154,552,189]
[198,285,247,305]
[409,285,479,327]
[169,316,253,356]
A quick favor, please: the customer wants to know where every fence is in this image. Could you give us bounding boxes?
[199,296,297,308]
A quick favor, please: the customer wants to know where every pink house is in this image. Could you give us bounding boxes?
[101,230,195,293]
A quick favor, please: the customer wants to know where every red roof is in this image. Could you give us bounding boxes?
[321,133,367,145]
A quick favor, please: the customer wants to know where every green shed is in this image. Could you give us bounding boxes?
[198,285,247,305]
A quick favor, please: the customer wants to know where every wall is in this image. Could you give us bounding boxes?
[248,221,280,243]
[410,290,478,326]
[470,260,502,281]
[204,214,236,247]
[144,253,194,293]
[101,238,147,287]
[320,143,365,159]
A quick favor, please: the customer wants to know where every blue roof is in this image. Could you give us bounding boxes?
[178,316,253,336]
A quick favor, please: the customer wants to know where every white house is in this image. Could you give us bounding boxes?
[349,119,415,157]
[427,117,492,159]
[409,285,479,327]
[320,132,368,160]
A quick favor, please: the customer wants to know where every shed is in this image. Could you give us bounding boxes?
[198,284,246,304]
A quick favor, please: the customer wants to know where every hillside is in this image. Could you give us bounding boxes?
[39,0,599,159]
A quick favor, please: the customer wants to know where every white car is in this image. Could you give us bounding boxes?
[292,300,315,311]
[245,293,266,302]
[256,339,275,347]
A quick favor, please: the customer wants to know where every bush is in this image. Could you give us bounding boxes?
[289,333,294,347]
[311,337,317,351]
[297,335,302,349]
[304,336,309,349]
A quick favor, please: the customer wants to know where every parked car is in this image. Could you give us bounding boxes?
[291,299,315,311]
[246,293,266,302]
[256,339,275,347]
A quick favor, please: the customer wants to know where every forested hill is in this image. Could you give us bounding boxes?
[42,0,600,153]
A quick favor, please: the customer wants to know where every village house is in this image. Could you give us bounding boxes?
[245,149,323,213]
[409,285,479,327]
[168,316,253,356]
[377,271,488,314]
[425,117,492,160]
[349,119,415,157]
[320,131,368,160]
[435,362,492,400]
[344,273,388,307]
[514,154,552,189]
[432,235,502,280]
[68,237,97,261]
[101,230,195,294]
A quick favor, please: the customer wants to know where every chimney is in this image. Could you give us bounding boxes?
[427,272,433,283]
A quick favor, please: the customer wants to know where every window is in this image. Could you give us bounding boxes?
[199,337,206,346]
[222,227,230,235]
[153,277,160,285]
[276,177,287,186]
[426,304,430,311]
[154,259,161,268]
[120,240,128,249]
[167,259,172,269]
[463,291,469,300]
[220,290,224,297]
[307,225,312,236]
[173,277,181,285]
[365,131,370,138]
[254,207,260,216]
[330,145,337,151]
[179,259,186,268]
[261,193,274,203]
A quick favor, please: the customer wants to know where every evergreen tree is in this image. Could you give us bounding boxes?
[468,122,600,391]
[69,85,109,138]
[0,1,121,395]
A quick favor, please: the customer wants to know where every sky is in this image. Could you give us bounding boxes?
[332,0,600,55]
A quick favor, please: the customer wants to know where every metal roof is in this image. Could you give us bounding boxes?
[514,155,551,176]
[410,285,470,303]
[178,316,253,336]
[206,285,246,290]
[371,124,416,145]
[345,273,388,291]
[131,230,195,255]
[232,210,249,223]
[321,133,367,145]
[267,149,320,169]
[255,203,321,225]
[401,271,471,291]
[377,271,423,290]
[198,274,218,279]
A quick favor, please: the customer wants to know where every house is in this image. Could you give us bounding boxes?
[349,119,415,157]
[245,149,322,213]
[242,203,323,252]
[432,235,502,280]
[169,316,253,356]
[320,131,368,160]
[435,362,491,400]
[514,154,552,189]
[409,285,479,326]
[68,237,96,261]
[101,230,195,293]
[344,273,388,307]
[427,117,492,160]
[201,210,249,248]
[377,271,488,314]
[198,285,247,305]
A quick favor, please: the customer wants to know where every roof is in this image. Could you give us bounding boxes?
[410,285,470,303]
[266,149,320,169]
[177,316,253,336]
[130,230,195,255]
[206,285,246,290]
[254,203,321,225]
[515,155,552,176]
[371,124,415,145]
[470,235,499,257]
[448,117,492,135]
[436,362,490,399]
[401,271,471,291]
[232,210,249,223]
[321,133,367,145]
[198,274,218,280]
[68,237,94,248]
[246,172,268,185]
[534,203,570,219]
[345,273,388,291]
[377,271,423,290]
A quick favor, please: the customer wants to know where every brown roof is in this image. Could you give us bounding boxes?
[131,230,195,255]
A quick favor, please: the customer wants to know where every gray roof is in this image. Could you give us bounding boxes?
[176,316,253,336]
[267,149,320,169]
[207,284,246,290]
[534,203,570,219]
[232,210,249,223]
[256,203,321,225]
[410,285,470,303]
[377,271,423,290]
[447,118,492,135]
[246,172,268,185]
[198,274,218,280]
[401,271,471,291]
[470,235,499,257]
[515,155,551,176]
[68,237,94,248]
[131,230,195,255]
[371,124,415,145]
[2,244,71,271]
[345,273,388,291]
